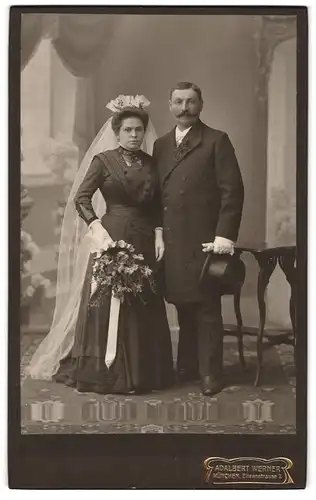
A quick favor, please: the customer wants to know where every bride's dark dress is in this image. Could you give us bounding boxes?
[54,147,175,394]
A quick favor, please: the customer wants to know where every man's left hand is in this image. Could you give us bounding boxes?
[202,236,235,255]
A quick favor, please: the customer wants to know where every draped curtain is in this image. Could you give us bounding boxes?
[51,15,120,152]
[21,13,118,75]
[21,13,44,71]
[21,13,120,157]
[52,15,118,77]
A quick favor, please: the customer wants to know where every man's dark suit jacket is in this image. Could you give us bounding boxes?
[153,119,244,304]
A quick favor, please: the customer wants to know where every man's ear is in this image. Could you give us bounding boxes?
[168,100,173,111]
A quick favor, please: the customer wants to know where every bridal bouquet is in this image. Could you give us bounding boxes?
[89,240,155,306]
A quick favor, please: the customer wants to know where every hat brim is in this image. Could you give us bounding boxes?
[200,253,246,294]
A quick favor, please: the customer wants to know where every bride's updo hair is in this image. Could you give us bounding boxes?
[111,107,149,135]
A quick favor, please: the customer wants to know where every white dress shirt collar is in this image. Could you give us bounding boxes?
[175,125,192,145]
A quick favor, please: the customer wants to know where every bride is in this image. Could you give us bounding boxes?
[27,95,175,395]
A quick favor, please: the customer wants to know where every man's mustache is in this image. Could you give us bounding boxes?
[176,111,198,118]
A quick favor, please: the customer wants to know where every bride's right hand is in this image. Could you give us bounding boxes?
[89,220,113,250]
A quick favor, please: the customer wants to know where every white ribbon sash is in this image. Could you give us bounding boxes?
[90,277,120,369]
[104,293,121,368]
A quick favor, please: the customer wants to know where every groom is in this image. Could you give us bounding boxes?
[153,82,244,395]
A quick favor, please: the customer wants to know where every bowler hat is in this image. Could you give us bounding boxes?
[200,252,246,295]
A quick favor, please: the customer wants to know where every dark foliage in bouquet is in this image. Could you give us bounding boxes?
[89,240,156,306]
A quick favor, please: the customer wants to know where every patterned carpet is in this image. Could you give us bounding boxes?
[21,333,296,434]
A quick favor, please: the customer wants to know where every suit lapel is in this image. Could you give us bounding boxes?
[161,120,203,185]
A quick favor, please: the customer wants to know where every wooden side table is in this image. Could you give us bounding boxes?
[235,244,296,386]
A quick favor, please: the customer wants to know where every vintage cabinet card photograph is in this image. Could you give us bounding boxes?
[8,5,307,489]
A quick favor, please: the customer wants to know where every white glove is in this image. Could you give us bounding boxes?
[154,227,165,262]
[202,236,235,255]
[89,219,113,252]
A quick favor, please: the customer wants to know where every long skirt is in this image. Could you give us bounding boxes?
[54,255,175,394]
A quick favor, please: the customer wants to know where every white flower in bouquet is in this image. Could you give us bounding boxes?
[133,254,144,261]
[89,242,155,306]
[117,264,125,273]
[126,243,135,252]
[124,264,138,275]
[90,278,98,297]
[143,266,152,277]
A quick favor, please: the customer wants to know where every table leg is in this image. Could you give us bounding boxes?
[278,253,296,364]
[234,287,246,369]
[254,254,277,386]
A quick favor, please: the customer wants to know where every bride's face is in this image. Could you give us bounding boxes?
[118,117,145,151]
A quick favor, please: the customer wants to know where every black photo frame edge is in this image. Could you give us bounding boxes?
[8,5,308,489]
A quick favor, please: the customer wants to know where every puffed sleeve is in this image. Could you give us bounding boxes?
[74,155,103,226]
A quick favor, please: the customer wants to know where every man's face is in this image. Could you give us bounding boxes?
[169,88,203,129]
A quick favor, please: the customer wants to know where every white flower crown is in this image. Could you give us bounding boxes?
[106,94,150,113]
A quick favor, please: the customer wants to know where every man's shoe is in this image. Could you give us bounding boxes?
[201,375,225,396]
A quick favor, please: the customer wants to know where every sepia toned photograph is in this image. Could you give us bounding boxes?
[18,10,299,437]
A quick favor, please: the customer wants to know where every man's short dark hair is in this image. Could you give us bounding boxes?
[169,82,202,101]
